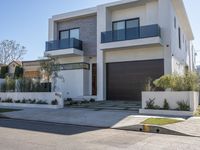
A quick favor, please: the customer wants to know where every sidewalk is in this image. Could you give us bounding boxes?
[1,107,200,137]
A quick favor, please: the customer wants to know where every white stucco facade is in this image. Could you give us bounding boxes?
[45,0,194,101]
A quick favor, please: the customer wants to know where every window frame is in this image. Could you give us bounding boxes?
[112,18,140,31]
[59,28,80,40]
[178,27,181,49]
[174,17,176,29]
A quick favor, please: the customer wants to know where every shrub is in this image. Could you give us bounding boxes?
[51,99,58,105]
[90,98,95,103]
[144,77,156,91]
[30,99,36,104]
[66,98,72,101]
[21,99,26,103]
[184,71,200,91]
[81,100,89,104]
[146,98,156,109]
[153,72,200,91]
[163,99,170,110]
[5,76,15,92]
[36,100,48,105]
[15,100,21,103]
[176,101,190,111]
[153,75,173,90]
[2,98,13,103]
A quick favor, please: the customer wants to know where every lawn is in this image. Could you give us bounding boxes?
[0,108,21,113]
[141,118,183,126]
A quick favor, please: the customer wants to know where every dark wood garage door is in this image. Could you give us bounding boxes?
[106,59,164,101]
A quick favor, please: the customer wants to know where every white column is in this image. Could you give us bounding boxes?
[96,6,110,101]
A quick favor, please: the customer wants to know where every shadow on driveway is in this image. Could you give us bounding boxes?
[0,118,102,135]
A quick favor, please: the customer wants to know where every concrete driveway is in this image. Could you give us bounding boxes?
[2,107,200,137]
[2,107,143,128]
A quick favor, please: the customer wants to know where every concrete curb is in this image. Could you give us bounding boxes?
[113,124,200,137]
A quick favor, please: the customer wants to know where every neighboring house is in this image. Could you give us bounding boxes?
[44,0,195,101]
[8,61,22,77]
[22,60,41,79]
[22,59,50,82]
[22,60,51,91]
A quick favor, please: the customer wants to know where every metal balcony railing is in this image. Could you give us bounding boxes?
[101,24,161,43]
[46,38,83,51]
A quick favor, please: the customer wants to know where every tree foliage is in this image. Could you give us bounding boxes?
[0,40,27,64]
[14,66,23,79]
[0,65,8,78]
[40,58,63,92]
[153,71,200,91]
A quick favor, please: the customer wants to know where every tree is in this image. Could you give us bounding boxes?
[40,58,64,92]
[0,65,8,78]
[0,40,27,64]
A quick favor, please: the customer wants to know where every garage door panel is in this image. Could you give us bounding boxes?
[107,59,164,101]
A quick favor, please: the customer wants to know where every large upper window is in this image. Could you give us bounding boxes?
[112,18,140,41]
[112,18,139,31]
[59,28,80,40]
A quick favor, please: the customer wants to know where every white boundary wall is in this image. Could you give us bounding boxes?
[0,92,64,109]
[139,91,199,116]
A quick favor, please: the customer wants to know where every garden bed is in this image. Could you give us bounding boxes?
[0,103,61,109]
[0,92,64,109]
[140,91,199,116]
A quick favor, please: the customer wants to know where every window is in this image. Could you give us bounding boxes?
[59,28,80,40]
[70,28,79,39]
[58,63,90,70]
[60,30,69,40]
[113,21,125,30]
[112,18,139,31]
[174,17,176,29]
[126,19,140,29]
[178,27,181,49]
[112,18,140,41]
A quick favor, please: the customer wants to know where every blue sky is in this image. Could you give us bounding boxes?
[0,0,199,64]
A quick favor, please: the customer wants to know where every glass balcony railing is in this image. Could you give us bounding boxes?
[101,24,161,43]
[45,38,83,51]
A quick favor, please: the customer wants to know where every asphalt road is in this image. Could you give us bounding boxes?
[0,118,199,150]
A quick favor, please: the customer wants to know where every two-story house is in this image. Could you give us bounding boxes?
[44,0,195,101]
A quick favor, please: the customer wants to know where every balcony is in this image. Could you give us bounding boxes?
[100,24,162,50]
[45,38,83,57]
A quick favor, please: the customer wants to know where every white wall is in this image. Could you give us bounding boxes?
[111,1,158,27]
[142,91,199,111]
[104,46,164,63]
[170,1,193,73]
[55,70,84,99]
